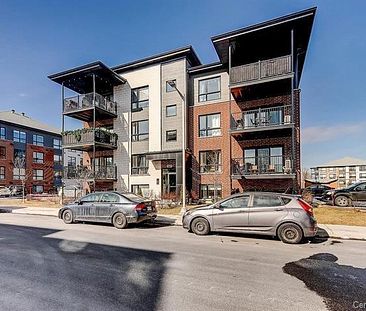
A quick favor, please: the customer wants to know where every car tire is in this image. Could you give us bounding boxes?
[62,209,74,224]
[112,212,128,229]
[335,195,350,207]
[277,223,303,244]
[191,217,210,236]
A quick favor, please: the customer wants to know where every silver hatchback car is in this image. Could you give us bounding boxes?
[183,192,317,244]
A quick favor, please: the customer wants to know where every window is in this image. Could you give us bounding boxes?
[13,130,26,143]
[198,77,221,102]
[0,146,5,159]
[360,173,366,179]
[0,166,5,180]
[33,152,44,164]
[32,134,44,146]
[100,193,120,203]
[355,183,366,191]
[252,194,283,207]
[166,130,177,142]
[132,184,149,197]
[200,184,222,199]
[244,147,284,173]
[32,185,44,194]
[81,193,102,203]
[54,155,62,165]
[132,120,149,141]
[220,196,249,208]
[166,105,177,117]
[131,86,149,111]
[0,127,5,139]
[360,166,366,171]
[199,113,221,137]
[33,169,44,180]
[68,156,76,167]
[131,155,148,175]
[13,168,25,180]
[200,150,222,173]
[53,138,61,150]
[166,80,176,92]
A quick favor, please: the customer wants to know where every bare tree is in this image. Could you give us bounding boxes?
[12,155,31,203]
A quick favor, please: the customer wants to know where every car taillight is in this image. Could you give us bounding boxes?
[298,198,313,216]
[135,203,146,211]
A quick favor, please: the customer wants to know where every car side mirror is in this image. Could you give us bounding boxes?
[354,187,361,191]
[214,203,221,209]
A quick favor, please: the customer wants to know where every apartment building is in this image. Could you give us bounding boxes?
[49,7,316,200]
[0,110,62,193]
[310,157,366,188]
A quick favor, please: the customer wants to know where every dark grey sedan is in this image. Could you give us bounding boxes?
[59,192,157,229]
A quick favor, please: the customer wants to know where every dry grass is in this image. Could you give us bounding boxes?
[157,205,200,215]
[0,198,61,208]
[314,206,366,227]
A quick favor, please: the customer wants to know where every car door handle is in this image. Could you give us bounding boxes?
[275,208,284,211]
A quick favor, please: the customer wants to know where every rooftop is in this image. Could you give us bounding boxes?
[312,157,366,168]
[0,110,60,135]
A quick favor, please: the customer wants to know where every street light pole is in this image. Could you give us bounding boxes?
[167,80,186,211]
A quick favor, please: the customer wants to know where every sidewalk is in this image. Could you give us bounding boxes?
[1,205,365,240]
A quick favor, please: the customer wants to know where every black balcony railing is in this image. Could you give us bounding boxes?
[63,93,117,115]
[231,105,292,132]
[62,128,118,149]
[232,156,293,176]
[64,165,117,180]
[230,55,292,85]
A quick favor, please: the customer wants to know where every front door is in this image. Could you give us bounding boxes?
[212,195,250,230]
[162,168,176,198]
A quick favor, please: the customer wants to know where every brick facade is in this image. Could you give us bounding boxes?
[0,140,14,187]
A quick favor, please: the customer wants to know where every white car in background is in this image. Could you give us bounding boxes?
[0,186,12,197]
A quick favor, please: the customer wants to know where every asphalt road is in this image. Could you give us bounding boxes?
[0,214,365,311]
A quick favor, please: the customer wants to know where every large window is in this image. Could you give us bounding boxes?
[131,155,148,175]
[200,150,222,173]
[13,168,25,180]
[0,166,5,180]
[53,138,61,150]
[0,146,5,159]
[33,169,44,180]
[33,152,44,164]
[131,86,149,111]
[199,113,221,137]
[13,130,26,143]
[0,127,5,140]
[198,77,221,102]
[131,184,149,197]
[54,154,62,165]
[244,147,284,173]
[166,105,177,117]
[32,134,44,146]
[132,120,149,141]
[166,130,177,142]
[200,184,222,199]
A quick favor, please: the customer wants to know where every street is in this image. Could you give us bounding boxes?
[0,214,365,311]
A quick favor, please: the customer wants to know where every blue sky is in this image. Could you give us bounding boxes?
[0,0,365,168]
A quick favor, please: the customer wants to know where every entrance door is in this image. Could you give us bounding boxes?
[162,168,176,198]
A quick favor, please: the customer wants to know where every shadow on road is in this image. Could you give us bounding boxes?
[283,253,366,311]
[0,224,171,311]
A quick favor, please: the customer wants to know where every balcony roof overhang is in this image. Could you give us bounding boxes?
[48,61,126,95]
[211,7,316,83]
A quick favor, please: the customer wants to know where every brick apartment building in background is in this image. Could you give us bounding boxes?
[49,7,316,201]
[0,110,63,193]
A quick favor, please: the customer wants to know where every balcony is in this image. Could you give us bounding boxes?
[231,156,295,179]
[64,165,117,180]
[63,93,117,121]
[231,105,293,134]
[230,55,292,87]
[62,128,118,151]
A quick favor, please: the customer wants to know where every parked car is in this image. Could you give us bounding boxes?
[59,191,157,229]
[9,185,25,197]
[0,186,12,197]
[322,182,366,207]
[303,184,333,197]
[182,192,317,244]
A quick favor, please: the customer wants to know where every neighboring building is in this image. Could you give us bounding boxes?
[48,7,316,199]
[0,110,62,193]
[310,157,366,188]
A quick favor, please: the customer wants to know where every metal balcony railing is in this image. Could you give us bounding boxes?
[62,128,117,148]
[230,55,292,85]
[232,156,293,176]
[200,164,222,173]
[231,105,292,131]
[64,165,117,180]
[63,92,117,115]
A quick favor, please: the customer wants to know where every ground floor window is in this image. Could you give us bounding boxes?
[131,184,149,197]
[32,185,44,193]
[200,184,222,199]
[0,166,5,180]
[131,155,148,175]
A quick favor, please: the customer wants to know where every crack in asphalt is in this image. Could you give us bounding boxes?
[283,253,366,311]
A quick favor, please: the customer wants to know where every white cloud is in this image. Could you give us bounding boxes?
[18,93,27,97]
[302,122,366,144]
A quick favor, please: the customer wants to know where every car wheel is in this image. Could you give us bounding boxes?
[112,212,128,229]
[335,195,350,207]
[277,223,303,244]
[191,217,210,235]
[62,209,74,224]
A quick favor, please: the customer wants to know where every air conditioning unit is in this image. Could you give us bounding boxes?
[284,115,291,124]
[284,160,292,174]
